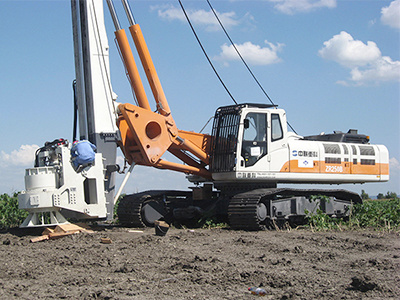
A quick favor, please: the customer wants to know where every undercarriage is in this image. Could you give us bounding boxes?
[116,186,362,230]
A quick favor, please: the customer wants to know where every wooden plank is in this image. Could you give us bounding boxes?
[54,223,87,233]
[30,235,50,243]
[30,223,94,243]
[42,227,55,236]
[100,237,112,244]
[48,231,77,239]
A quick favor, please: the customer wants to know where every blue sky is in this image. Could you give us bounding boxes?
[0,0,399,197]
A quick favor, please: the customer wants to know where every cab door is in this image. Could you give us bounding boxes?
[239,112,269,170]
[268,112,289,172]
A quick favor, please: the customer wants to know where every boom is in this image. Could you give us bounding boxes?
[107,0,212,178]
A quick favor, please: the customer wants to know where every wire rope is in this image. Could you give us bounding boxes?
[178,0,237,105]
[206,0,297,134]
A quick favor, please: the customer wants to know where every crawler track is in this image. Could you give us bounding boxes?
[117,190,191,227]
[117,192,149,227]
[228,195,267,230]
[118,188,362,230]
[228,188,362,230]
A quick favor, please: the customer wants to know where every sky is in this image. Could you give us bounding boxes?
[0,0,399,198]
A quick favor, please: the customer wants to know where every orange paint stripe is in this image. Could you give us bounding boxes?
[280,160,389,175]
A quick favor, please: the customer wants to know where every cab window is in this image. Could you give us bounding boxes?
[271,113,283,141]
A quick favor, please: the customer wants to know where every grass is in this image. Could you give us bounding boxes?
[305,197,400,232]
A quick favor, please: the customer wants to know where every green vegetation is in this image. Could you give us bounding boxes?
[0,193,28,229]
[349,197,400,230]
[305,196,400,232]
[304,195,343,231]
[305,208,343,231]
[361,189,369,200]
[377,191,398,200]
[201,217,229,229]
[113,194,125,220]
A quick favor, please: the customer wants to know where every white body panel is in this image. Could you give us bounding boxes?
[212,106,389,185]
[18,146,107,226]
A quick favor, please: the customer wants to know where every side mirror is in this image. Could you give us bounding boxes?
[244,119,249,129]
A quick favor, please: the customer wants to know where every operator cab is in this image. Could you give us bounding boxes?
[210,103,292,178]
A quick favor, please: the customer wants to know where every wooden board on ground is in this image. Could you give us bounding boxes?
[48,231,78,239]
[54,223,91,233]
[30,235,50,243]
[42,227,55,236]
[100,237,112,244]
[31,223,94,243]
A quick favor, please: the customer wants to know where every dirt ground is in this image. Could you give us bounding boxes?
[0,225,399,299]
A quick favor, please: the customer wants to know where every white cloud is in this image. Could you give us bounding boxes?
[0,145,39,167]
[153,5,241,31]
[319,31,400,85]
[268,0,336,15]
[381,0,400,29]
[319,31,381,68]
[349,56,400,83]
[215,40,284,66]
